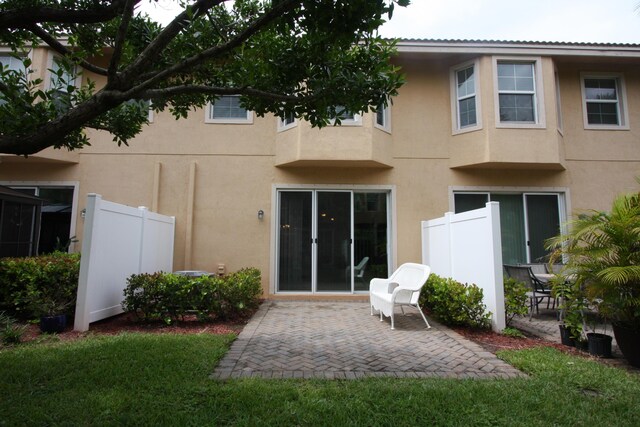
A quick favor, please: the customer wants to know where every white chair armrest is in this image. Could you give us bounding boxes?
[391,286,415,303]
[370,278,391,294]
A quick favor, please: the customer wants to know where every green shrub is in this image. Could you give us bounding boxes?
[419,274,491,329]
[122,268,262,323]
[0,252,80,319]
[0,311,27,345]
[504,277,529,326]
[502,326,526,338]
[218,268,262,319]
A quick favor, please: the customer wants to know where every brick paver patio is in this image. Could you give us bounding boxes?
[211,300,524,380]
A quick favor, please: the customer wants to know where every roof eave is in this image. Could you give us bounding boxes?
[395,39,640,58]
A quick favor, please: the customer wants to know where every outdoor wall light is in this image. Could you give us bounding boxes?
[258,209,264,220]
[81,208,86,219]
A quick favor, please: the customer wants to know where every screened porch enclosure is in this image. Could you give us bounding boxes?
[0,186,43,257]
[454,192,562,265]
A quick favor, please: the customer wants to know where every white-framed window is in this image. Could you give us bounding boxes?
[555,69,563,134]
[124,99,153,123]
[493,57,545,128]
[580,73,628,130]
[205,95,253,124]
[0,53,28,105]
[48,54,78,92]
[374,101,391,133]
[451,60,481,133]
[330,105,361,126]
[47,53,79,112]
[277,111,296,132]
[0,54,27,76]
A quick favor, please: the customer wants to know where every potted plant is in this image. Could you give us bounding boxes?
[587,331,613,358]
[551,275,586,347]
[27,288,73,334]
[548,190,640,366]
[37,297,71,333]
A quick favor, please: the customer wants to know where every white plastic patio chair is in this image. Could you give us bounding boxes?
[346,256,370,283]
[369,263,431,330]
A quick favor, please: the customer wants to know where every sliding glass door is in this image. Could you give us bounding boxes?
[277,189,389,293]
[454,191,563,264]
[525,194,561,263]
[278,191,313,291]
[316,191,352,292]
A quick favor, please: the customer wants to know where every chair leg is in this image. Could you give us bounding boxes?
[390,311,395,330]
[380,310,383,322]
[528,297,534,320]
[415,303,431,329]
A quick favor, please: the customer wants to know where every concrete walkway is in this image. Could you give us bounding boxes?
[211,301,524,380]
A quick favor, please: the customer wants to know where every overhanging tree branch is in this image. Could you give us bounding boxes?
[0,1,133,29]
[25,24,108,76]
[0,0,406,156]
[131,0,300,91]
[121,0,228,79]
[108,0,136,81]
[140,85,311,103]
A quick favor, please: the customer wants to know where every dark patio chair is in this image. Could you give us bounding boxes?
[545,263,564,274]
[519,263,547,275]
[504,264,555,319]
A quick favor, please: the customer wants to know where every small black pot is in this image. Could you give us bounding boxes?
[40,314,67,333]
[559,325,575,347]
[574,339,588,352]
[587,332,612,358]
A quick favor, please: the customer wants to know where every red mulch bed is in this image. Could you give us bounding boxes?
[19,311,251,344]
[452,326,582,355]
[21,310,564,355]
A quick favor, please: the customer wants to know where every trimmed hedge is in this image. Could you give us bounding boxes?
[0,252,80,319]
[419,273,491,329]
[122,268,262,324]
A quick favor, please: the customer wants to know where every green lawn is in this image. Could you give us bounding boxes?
[1,333,639,426]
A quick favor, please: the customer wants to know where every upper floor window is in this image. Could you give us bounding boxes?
[206,95,253,124]
[124,99,153,123]
[555,70,563,133]
[374,101,391,132]
[330,105,362,125]
[497,62,536,123]
[580,73,628,129]
[49,55,77,93]
[278,111,296,131]
[47,55,79,112]
[451,60,480,133]
[0,54,28,105]
[0,54,27,76]
[493,57,545,128]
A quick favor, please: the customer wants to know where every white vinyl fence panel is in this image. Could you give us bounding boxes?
[74,194,175,331]
[422,202,505,331]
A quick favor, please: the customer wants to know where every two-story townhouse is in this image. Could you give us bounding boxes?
[1,39,639,298]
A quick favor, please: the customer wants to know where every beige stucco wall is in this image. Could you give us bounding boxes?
[2,47,640,297]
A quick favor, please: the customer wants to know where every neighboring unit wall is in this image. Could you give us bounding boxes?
[556,60,640,211]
